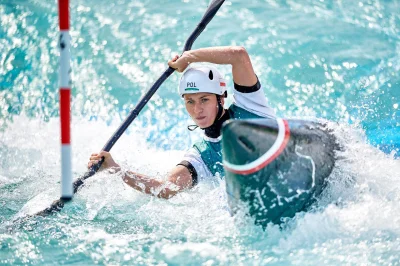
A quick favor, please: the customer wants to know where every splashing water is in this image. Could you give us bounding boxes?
[1,0,400,265]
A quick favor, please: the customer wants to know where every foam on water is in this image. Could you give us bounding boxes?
[1,0,400,264]
[1,115,399,265]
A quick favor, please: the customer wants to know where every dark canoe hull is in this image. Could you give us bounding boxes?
[221,118,338,227]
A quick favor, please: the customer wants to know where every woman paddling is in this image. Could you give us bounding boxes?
[88,46,276,198]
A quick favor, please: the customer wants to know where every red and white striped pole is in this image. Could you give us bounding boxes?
[58,0,72,200]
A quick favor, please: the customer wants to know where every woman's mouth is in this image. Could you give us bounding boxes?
[195,116,206,121]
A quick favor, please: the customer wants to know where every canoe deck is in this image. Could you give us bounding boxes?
[222,118,338,227]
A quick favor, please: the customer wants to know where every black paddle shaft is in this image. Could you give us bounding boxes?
[77,0,225,190]
[34,0,225,217]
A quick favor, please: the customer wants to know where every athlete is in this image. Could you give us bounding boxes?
[88,46,276,198]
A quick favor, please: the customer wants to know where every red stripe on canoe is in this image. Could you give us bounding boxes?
[224,119,290,175]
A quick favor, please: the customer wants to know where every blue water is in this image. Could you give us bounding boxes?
[1,0,400,265]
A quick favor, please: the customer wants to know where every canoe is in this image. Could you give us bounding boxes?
[221,118,338,227]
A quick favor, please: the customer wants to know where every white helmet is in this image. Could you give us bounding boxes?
[178,65,227,97]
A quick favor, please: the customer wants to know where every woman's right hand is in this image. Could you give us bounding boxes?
[87,151,120,171]
[168,52,191,73]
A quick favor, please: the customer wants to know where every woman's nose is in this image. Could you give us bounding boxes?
[193,102,202,113]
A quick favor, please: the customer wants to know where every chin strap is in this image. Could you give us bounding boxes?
[187,124,198,131]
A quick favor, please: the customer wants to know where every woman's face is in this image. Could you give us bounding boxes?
[184,93,224,128]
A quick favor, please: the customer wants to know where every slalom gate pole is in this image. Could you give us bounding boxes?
[58,0,73,201]
[26,0,225,218]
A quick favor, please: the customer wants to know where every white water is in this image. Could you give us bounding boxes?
[1,115,399,265]
[1,0,400,263]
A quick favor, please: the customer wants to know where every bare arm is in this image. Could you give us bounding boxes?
[168,46,258,86]
[88,151,193,199]
[122,165,192,199]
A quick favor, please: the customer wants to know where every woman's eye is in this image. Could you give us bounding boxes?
[201,98,209,103]
[187,100,194,104]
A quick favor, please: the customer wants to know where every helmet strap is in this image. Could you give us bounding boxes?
[187,124,199,131]
[215,95,224,121]
[203,95,229,138]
